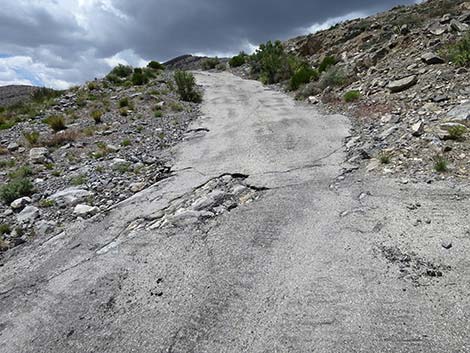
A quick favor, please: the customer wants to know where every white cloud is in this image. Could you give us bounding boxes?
[303,11,368,34]
[104,49,148,68]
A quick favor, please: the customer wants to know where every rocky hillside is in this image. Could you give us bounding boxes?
[285,0,470,181]
[0,66,201,253]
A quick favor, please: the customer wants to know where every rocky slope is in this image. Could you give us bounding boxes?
[0,70,201,253]
[284,0,470,181]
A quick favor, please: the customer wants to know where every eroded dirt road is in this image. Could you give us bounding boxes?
[1,72,469,352]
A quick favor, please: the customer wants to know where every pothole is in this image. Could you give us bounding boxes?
[147,174,266,229]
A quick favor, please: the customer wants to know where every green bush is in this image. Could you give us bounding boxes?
[319,66,347,89]
[119,97,130,108]
[379,151,391,164]
[434,155,448,172]
[0,224,10,235]
[0,178,34,204]
[289,65,319,91]
[109,64,133,78]
[174,71,202,103]
[202,57,220,70]
[131,68,149,86]
[318,56,337,73]
[447,33,470,66]
[344,90,361,102]
[91,110,103,124]
[250,40,297,84]
[9,166,33,179]
[229,53,247,68]
[23,131,40,146]
[147,61,165,70]
[448,125,467,140]
[44,115,67,132]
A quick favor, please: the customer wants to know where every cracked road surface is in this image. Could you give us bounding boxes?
[1,72,470,352]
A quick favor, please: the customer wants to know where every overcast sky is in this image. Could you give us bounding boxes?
[0,0,418,89]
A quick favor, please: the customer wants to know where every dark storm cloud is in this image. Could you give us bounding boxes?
[0,0,417,87]
[114,0,417,60]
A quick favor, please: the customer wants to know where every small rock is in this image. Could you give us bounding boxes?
[73,204,99,217]
[441,240,453,250]
[34,220,56,237]
[411,121,425,137]
[421,53,445,65]
[7,142,19,151]
[448,103,470,125]
[388,76,418,93]
[17,206,40,223]
[130,182,146,193]
[10,197,32,210]
[29,147,49,164]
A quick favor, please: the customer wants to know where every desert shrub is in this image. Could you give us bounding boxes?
[88,81,99,90]
[120,108,129,117]
[147,61,165,70]
[131,68,148,86]
[0,147,8,155]
[169,102,184,112]
[319,66,347,89]
[0,224,10,235]
[9,166,33,179]
[202,57,220,70]
[448,125,467,140]
[379,151,391,164]
[70,175,87,186]
[434,155,448,172]
[344,90,361,102]
[318,56,337,73]
[154,110,163,118]
[109,64,133,78]
[121,139,131,147]
[229,53,247,68]
[289,65,319,91]
[250,40,298,84]
[174,71,202,103]
[447,33,470,67]
[91,110,103,124]
[0,178,33,204]
[44,115,67,132]
[23,131,40,146]
[106,74,122,85]
[296,81,322,99]
[32,87,62,103]
[119,97,130,108]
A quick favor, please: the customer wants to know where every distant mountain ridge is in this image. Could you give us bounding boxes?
[0,85,39,107]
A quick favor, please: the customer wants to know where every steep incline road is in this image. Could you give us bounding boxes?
[0,72,469,352]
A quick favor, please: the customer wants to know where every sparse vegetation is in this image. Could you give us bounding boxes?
[154,110,163,118]
[119,97,130,108]
[434,155,449,173]
[9,166,33,179]
[289,65,319,91]
[174,71,202,103]
[108,64,133,78]
[344,90,361,102]
[42,129,79,147]
[121,139,131,147]
[70,175,87,186]
[0,224,11,235]
[319,66,348,89]
[44,115,67,132]
[250,40,298,84]
[229,53,247,68]
[0,177,34,204]
[447,125,467,140]
[318,56,337,73]
[202,57,220,70]
[447,33,470,67]
[147,61,165,70]
[23,131,40,146]
[91,110,103,124]
[379,151,391,164]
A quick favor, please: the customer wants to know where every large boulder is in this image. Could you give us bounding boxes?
[421,53,445,65]
[73,204,99,217]
[47,188,94,207]
[10,197,32,210]
[387,75,418,93]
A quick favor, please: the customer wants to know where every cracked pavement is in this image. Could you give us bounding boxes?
[0,72,469,352]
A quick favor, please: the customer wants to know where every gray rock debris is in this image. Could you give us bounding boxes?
[29,147,49,164]
[421,53,445,65]
[73,204,99,217]
[10,197,32,210]
[17,206,40,223]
